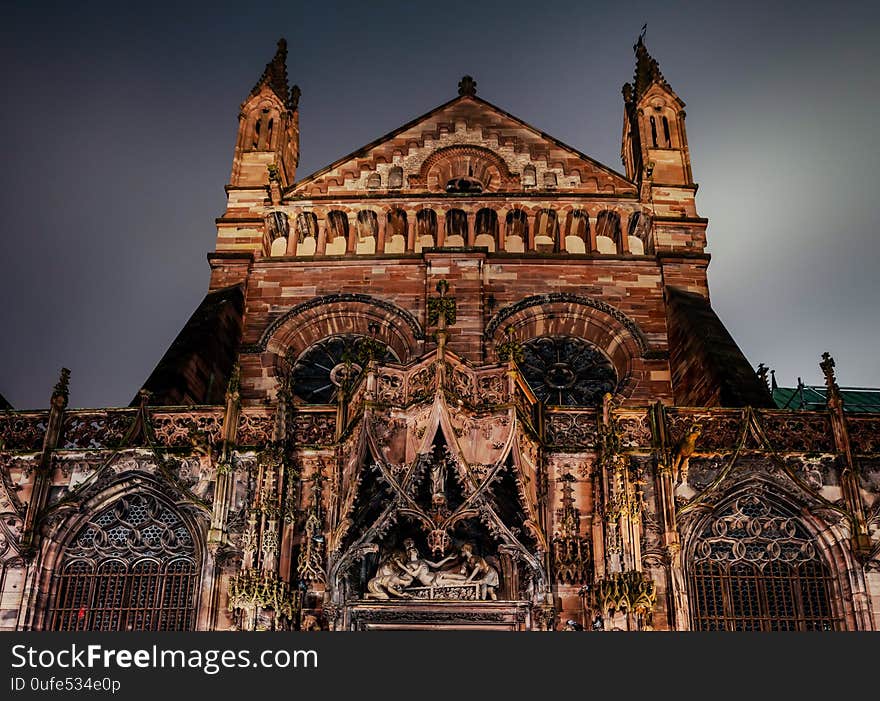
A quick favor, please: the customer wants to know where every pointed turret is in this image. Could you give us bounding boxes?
[228,38,300,190]
[620,33,709,301]
[621,35,691,187]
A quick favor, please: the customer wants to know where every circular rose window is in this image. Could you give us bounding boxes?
[290,335,397,404]
[519,336,617,406]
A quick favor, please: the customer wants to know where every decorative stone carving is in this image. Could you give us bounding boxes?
[552,473,591,584]
[365,539,499,601]
[292,413,336,445]
[149,411,223,448]
[667,412,740,453]
[237,410,274,445]
[0,412,49,452]
[545,411,598,448]
[60,411,133,450]
[617,414,652,449]
[227,569,299,629]
[759,412,835,453]
[693,494,819,565]
[850,419,880,456]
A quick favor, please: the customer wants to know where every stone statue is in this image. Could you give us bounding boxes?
[459,543,500,600]
[672,423,702,484]
[365,548,414,600]
[394,539,468,587]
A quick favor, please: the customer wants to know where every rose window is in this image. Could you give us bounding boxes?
[519,336,617,406]
[290,334,398,404]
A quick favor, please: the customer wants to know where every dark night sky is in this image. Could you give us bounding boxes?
[1,1,878,409]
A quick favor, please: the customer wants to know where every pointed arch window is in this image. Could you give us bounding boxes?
[49,493,199,631]
[688,495,838,631]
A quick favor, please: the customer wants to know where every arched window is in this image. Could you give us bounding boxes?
[445,209,467,246]
[252,115,261,149]
[325,211,349,255]
[355,210,378,254]
[49,493,199,631]
[415,209,437,252]
[266,211,290,257]
[595,210,622,254]
[534,209,559,252]
[294,212,318,256]
[474,209,498,251]
[522,165,536,188]
[650,116,658,148]
[564,210,589,254]
[543,172,557,188]
[688,494,838,631]
[366,173,381,189]
[385,209,407,254]
[662,116,671,147]
[388,166,403,190]
[626,211,647,255]
[253,108,276,150]
[505,209,529,252]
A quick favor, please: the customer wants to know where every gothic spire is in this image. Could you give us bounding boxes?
[624,34,672,105]
[250,38,299,111]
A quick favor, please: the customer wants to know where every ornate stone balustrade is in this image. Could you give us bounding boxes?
[0,411,49,452]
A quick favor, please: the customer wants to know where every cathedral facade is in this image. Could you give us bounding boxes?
[2,38,879,631]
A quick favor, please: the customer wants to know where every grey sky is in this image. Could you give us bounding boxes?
[1,0,877,409]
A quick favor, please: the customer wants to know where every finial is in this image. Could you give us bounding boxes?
[435,279,449,297]
[138,388,152,407]
[51,367,71,409]
[458,75,477,97]
[638,23,647,44]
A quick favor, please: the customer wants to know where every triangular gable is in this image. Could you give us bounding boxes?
[291,94,636,197]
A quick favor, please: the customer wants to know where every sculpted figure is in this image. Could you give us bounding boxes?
[460,543,500,600]
[394,539,468,587]
[672,423,702,484]
[365,548,414,600]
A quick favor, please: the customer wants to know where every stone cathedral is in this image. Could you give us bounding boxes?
[2,37,880,632]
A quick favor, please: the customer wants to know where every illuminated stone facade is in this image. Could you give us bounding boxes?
[2,38,879,631]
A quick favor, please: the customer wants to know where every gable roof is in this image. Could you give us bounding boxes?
[290,90,636,198]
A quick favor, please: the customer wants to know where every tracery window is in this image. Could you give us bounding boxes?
[49,494,198,631]
[290,334,399,404]
[689,495,838,631]
[519,336,617,406]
